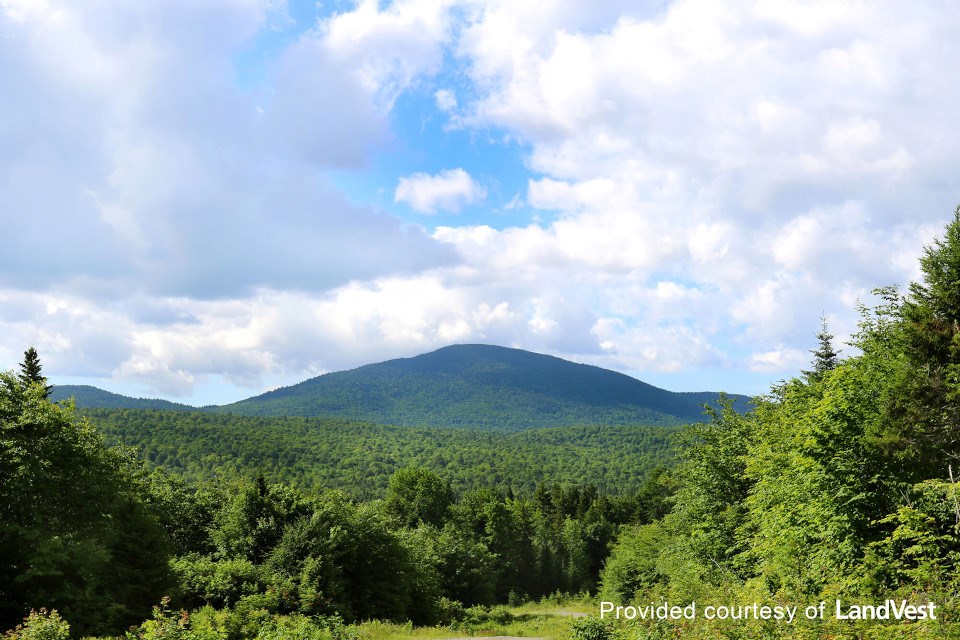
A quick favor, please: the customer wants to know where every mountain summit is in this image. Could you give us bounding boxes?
[215,344,746,430]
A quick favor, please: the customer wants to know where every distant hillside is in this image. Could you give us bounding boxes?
[86,408,678,498]
[215,344,749,429]
[50,385,197,411]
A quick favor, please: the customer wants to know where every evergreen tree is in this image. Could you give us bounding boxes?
[888,207,960,475]
[909,205,960,324]
[18,347,51,399]
[803,318,840,381]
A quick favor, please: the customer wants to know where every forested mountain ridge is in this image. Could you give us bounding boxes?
[49,344,747,429]
[50,384,197,411]
[213,344,748,429]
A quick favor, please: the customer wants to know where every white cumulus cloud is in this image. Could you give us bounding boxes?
[395,168,487,214]
[9,0,960,403]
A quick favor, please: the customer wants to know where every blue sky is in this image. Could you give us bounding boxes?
[3,0,959,405]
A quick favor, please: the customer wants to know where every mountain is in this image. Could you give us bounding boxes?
[50,385,197,411]
[214,344,749,430]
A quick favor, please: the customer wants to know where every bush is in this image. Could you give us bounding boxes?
[312,615,358,640]
[184,607,229,640]
[444,604,516,632]
[487,606,513,626]
[170,555,262,609]
[599,522,669,602]
[254,615,332,640]
[3,609,70,640]
[126,598,189,640]
[569,616,612,640]
[435,598,465,625]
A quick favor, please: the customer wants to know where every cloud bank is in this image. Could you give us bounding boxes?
[3,0,959,403]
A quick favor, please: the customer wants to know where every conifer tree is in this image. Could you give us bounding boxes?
[804,318,840,381]
[18,346,51,398]
[893,206,960,473]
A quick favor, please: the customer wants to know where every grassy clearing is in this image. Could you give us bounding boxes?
[347,601,593,640]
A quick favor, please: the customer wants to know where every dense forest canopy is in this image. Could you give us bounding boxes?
[80,408,677,498]
[210,344,747,429]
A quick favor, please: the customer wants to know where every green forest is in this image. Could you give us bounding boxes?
[1,353,673,639]
[209,343,724,429]
[50,343,746,430]
[597,209,960,638]
[6,210,960,639]
[81,409,677,498]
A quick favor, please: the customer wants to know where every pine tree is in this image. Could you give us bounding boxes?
[18,347,51,398]
[909,205,960,325]
[804,317,840,381]
[884,206,960,476]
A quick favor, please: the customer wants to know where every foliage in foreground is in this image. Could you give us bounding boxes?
[0,374,170,634]
[3,609,69,640]
[4,597,587,640]
[599,208,960,638]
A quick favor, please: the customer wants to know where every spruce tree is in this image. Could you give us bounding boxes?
[804,318,840,381]
[18,347,51,398]
[889,207,960,475]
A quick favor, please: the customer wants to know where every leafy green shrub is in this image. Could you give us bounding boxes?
[184,607,229,640]
[170,555,262,609]
[460,605,489,626]
[435,598,466,625]
[447,604,515,632]
[220,598,272,640]
[126,598,188,640]
[254,615,334,640]
[3,609,70,640]
[600,522,670,602]
[569,616,612,640]
[487,605,513,625]
[312,615,358,640]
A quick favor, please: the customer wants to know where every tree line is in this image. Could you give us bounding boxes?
[599,208,960,638]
